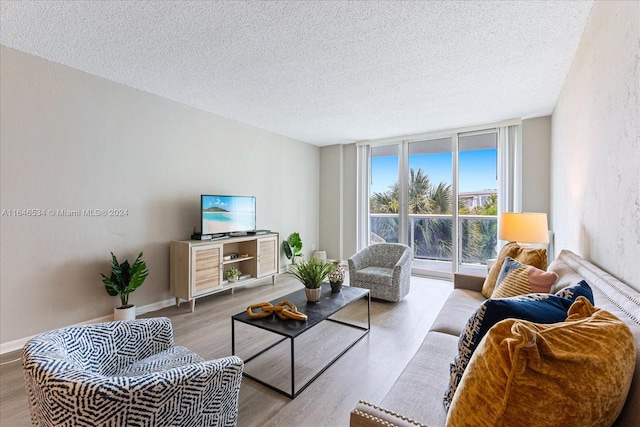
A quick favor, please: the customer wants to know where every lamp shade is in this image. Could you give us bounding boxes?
[498,212,549,244]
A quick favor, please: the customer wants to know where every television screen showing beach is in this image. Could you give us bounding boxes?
[202,195,256,234]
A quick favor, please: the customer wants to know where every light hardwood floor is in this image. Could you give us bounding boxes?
[0,275,452,427]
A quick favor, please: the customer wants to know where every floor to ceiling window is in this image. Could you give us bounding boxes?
[364,125,509,278]
[456,131,498,275]
[370,145,400,244]
[407,137,454,276]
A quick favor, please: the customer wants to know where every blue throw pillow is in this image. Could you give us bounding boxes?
[495,256,524,284]
[443,280,594,411]
[555,280,594,301]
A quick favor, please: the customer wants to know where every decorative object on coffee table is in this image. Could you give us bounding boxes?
[287,258,334,302]
[330,279,343,293]
[100,251,149,321]
[328,259,345,292]
[305,287,321,302]
[246,300,307,321]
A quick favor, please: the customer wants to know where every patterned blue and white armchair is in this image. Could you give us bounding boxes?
[348,243,412,302]
[22,317,243,427]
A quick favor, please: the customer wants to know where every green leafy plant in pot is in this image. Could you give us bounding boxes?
[100,251,149,321]
[287,258,333,302]
[224,267,241,282]
[283,232,303,265]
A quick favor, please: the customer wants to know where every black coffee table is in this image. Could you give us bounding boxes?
[231,283,370,398]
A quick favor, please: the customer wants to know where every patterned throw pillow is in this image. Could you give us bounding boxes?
[443,280,594,411]
[481,242,547,298]
[491,257,558,298]
[446,298,636,427]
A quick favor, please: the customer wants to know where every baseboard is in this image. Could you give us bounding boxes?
[136,297,176,316]
[0,297,176,355]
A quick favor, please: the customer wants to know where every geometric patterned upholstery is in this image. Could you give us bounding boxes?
[118,346,205,377]
[348,243,412,302]
[22,317,244,427]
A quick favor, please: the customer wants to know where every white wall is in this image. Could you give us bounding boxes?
[521,116,551,216]
[319,145,343,259]
[551,1,639,291]
[0,46,320,347]
[342,144,358,259]
[318,144,358,261]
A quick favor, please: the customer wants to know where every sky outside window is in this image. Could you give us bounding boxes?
[459,149,497,192]
[371,149,497,194]
[371,155,398,194]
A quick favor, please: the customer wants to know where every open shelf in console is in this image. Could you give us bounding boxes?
[170,233,279,312]
[222,256,254,265]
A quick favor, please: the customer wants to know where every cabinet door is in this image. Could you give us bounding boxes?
[191,244,222,295]
[257,236,278,277]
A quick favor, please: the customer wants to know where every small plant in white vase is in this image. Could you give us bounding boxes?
[100,251,149,321]
[224,267,241,282]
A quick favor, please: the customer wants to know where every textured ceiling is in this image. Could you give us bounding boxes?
[0,1,594,146]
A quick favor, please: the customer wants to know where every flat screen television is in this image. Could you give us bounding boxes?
[201,195,256,235]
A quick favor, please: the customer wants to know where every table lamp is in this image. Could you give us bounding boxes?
[498,212,549,246]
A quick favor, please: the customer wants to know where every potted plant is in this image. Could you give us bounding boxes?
[224,267,241,282]
[283,232,303,265]
[328,260,345,292]
[287,258,334,302]
[100,251,149,321]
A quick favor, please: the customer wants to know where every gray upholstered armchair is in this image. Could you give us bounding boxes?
[348,243,412,302]
[22,317,243,427]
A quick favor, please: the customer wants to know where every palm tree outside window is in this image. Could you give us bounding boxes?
[368,128,501,278]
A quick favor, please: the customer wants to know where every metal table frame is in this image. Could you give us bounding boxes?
[231,284,370,399]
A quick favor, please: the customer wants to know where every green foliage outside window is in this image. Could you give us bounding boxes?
[370,167,497,263]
